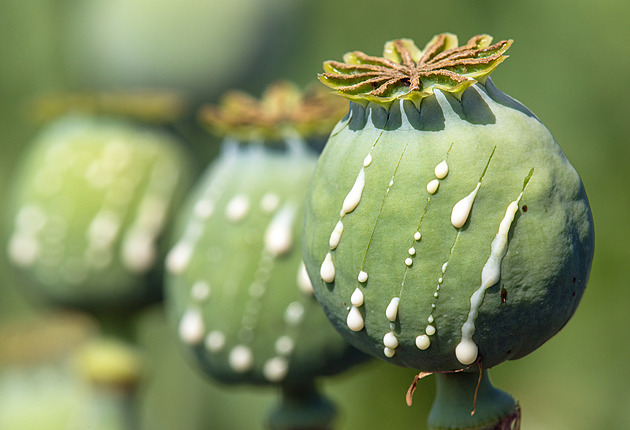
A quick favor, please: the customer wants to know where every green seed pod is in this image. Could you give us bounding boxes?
[165,82,365,429]
[303,34,594,428]
[5,112,192,313]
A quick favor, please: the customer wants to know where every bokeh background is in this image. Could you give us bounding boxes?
[0,0,628,429]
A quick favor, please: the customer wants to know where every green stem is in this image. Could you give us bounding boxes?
[267,380,336,430]
[428,368,520,430]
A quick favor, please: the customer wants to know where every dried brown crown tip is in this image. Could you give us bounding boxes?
[30,90,187,124]
[199,81,348,141]
[319,33,513,106]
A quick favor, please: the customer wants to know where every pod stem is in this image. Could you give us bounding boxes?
[267,380,337,430]
[428,367,520,430]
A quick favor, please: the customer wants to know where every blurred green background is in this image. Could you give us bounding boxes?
[0,0,627,429]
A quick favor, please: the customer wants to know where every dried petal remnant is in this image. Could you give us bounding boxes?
[319,34,512,104]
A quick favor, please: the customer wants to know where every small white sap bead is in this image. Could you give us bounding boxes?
[408,247,416,256]
[263,357,289,382]
[426,325,436,336]
[178,309,205,345]
[351,288,364,307]
[320,252,335,283]
[229,345,254,373]
[389,179,394,187]
[191,281,211,301]
[434,160,449,179]
[405,257,413,266]
[383,332,399,349]
[205,331,226,352]
[347,306,364,331]
[260,193,280,213]
[426,179,440,195]
[415,335,431,350]
[384,347,396,358]
[428,315,434,324]
[225,194,250,222]
[194,199,214,219]
[275,336,295,355]
[357,270,368,283]
[414,231,422,241]
[386,297,400,321]
[8,234,40,267]
[166,243,193,275]
[329,221,344,250]
[363,153,373,167]
[284,301,305,326]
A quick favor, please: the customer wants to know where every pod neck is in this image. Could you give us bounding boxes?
[428,368,520,430]
[267,380,336,430]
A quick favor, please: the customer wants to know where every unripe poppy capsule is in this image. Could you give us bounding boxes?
[303,33,594,429]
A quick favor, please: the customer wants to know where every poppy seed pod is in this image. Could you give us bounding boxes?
[5,112,192,313]
[302,34,594,429]
[165,83,365,429]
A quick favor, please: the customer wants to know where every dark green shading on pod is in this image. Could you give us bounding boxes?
[5,114,192,313]
[303,34,594,429]
[165,83,364,429]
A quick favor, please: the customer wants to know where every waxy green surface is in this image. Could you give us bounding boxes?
[303,78,594,372]
[5,115,191,312]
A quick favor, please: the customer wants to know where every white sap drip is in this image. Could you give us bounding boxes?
[178,309,205,345]
[383,331,399,349]
[8,204,49,268]
[455,193,523,365]
[275,336,295,355]
[451,182,481,228]
[363,153,373,167]
[347,306,364,331]
[416,334,430,350]
[87,210,121,248]
[341,168,366,217]
[229,345,254,373]
[263,357,289,382]
[297,261,313,294]
[357,270,368,283]
[426,179,440,195]
[329,221,344,250]
[205,331,226,352]
[260,193,280,213]
[191,281,211,301]
[264,203,296,256]
[351,288,364,306]
[386,297,400,321]
[225,194,250,222]
[435,160,449,179]
[121,229,156,273]
[320,252,335,283]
